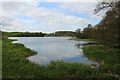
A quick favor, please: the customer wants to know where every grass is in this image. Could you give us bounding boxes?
[69,38,102,46]
[68,38,100,42]
[0,34,1,79]
[2,38,120,79]
[83,46,120,77]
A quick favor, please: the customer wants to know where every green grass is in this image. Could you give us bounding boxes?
[0,39,2,79]
[83,46,120,77]
[2,38,119,79]
[69,38,100,42]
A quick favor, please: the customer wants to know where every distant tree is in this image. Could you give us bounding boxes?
[55,31,76,37]
[75,28,84,38]
[82,24,97,39]
[87,24,93,28]
[2,31,45,37]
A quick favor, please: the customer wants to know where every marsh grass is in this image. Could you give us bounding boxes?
[68,38,100,42]
[0,39,2,78]
[83,46,120,76]
[2,38,119,79]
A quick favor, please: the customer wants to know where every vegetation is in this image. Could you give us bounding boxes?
[94,1,120,46]
[0,39,2,78]
[2,0,120,79]
[54,31,76,37]
[75,1,120,47]
[2,31,45,37]
[3,38,118,79]
[1,31,76,37]
[69,38,99,42]
[83,46,120,78]
[45,31,76,37]
[69,0,120,78]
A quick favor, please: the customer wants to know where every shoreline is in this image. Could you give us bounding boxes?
[69,38,120,78]
[68,38,101,43]
[10,37,99,65]
[2,38,119,78]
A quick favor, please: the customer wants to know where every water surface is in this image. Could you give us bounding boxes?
[9,37,98,65]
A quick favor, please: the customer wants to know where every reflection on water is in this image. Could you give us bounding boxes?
[9,37,98,65]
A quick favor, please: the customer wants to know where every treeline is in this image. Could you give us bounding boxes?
[75,24,99,39]
[46,31,76,37]
[1,31,76,37]
[1,31,45,37]
[75,1,120,46]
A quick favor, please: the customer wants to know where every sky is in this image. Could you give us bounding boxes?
[0,0,102,33]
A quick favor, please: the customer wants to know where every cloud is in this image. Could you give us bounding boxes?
[59,2,102,22]
[60,2,97,15]
[1,1,100,32]
[1,16,43,32]
[1,0,98,2]
[26,7,90,27]
[1,2,38,16]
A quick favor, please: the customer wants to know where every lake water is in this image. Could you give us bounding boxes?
[9,37,98,65]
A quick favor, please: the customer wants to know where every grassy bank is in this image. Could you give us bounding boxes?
[69,38,99,42]
[2,38,119,79]
[0,39,2,78]
[83,46,120,78]
[69,38,101,44]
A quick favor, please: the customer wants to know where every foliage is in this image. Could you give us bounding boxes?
[82,24,98,39]
[2,38,115,79]
[2,31,45,37]
[0,39,2,78]
[83,46,120,75]
[69,38,99,42]
[94,0,120,14]
[75,24,99,39]
[75,28,85,39]
[45,31,76,37]
[2,0,120,79]
[54,31,76,37]
[75,1,120,47]
[95,1,120,45]
[1,31,76,37]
